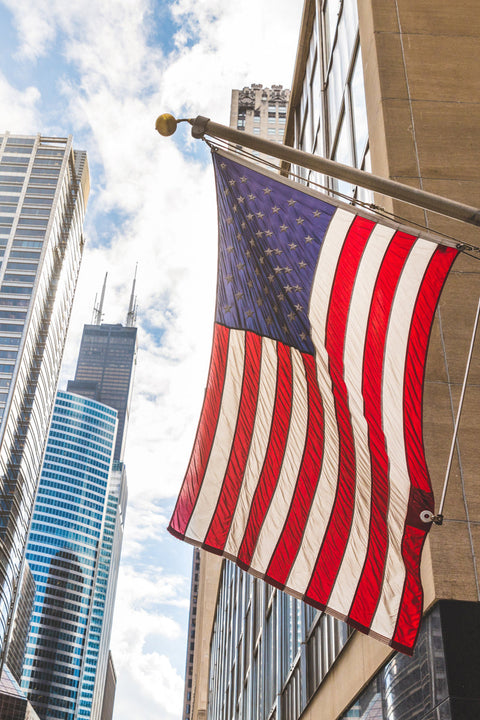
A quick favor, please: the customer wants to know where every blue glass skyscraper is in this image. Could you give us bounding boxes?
[22,281,137,720]
[77,461,127,719]
[22,392,118,720]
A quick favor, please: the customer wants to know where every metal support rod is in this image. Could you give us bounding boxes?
[436,295,480,521]
[189,116,480,229]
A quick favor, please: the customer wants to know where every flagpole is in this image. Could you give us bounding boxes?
[433,296,480,524]
[155,114,480,232]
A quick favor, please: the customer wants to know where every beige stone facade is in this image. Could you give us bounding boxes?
[358,0,480,606]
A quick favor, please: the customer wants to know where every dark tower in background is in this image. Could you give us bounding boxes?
[67,272,138,461]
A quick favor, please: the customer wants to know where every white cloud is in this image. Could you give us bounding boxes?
[0,73,41,133]
[110,564,187,719]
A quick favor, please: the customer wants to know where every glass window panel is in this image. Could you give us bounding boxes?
[356,149,373,204]
[0,363,15,372]
[32,158,62,167]
[25,187,55,196]
[14,233,45,241]
[9,251,41,259]
[350,47,369,166]
[332,110,354,198]
[0,285,32,294]
[6,138,35,146]
[0,310,27,319]
[23,196,53,206]
[4,274,34,283]
[19,207,50,217]
[18,217,48,227]
[0,185,22,193]
[0,175,25,184]
[323,0,341,60]
[333,107,353,166]
[0,297,30,306]
[3,146,32,154]
[29,167,59,176]
[0,323,24,332]
[1,156,29,165]
[336,11,350,90]
[0,165,28,173]
[327,48,344,146]
[36,149,64,157]
[28,175,58,185]
[343,0,359,44]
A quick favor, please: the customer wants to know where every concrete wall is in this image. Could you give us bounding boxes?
[358,0,480,608]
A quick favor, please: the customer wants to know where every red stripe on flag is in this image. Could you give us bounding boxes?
[392,245,458,651]
[391,525,426,654]
[348,231,417,629]
[203,332,263,552]
[265,352,324,586]
[237,341,293,569]
[306,215,374,606]
[168,324,230,538]
[403,245,458,495]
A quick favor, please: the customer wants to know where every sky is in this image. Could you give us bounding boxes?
[0,1,304,718]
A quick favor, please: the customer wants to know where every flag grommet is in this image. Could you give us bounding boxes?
[420,510,434,523]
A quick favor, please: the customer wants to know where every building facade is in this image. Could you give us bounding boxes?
[182,548,201,720]
[99,652,116,720]
[21,392,117,720]
[230,84,290,165]
[6,563,35,685]
[67,321,137,463]
[0,665,40,720]
[0,133,88,668]
[187,2,480,719]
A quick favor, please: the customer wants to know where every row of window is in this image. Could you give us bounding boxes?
[206,560,350,720]
[293,0,370,202]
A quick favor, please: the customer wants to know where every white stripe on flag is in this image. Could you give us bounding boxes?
[371,238,436,639]
[327,224,396,615]
[285,209,353,594]
[185,329,245,543]
[250,346,309,574]
[225,336,278,557]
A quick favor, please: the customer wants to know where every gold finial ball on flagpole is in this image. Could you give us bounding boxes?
[155,113,178,136]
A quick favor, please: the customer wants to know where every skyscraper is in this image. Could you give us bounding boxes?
[67,274,137,463]
[0,132,88,668]
[22,282,137,720]
[186,2,480,719]
[22,392,118,720]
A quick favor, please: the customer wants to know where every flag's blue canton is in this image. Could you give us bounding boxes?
[214,153,335,355]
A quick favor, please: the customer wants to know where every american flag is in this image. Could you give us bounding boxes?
[169,149,458,654]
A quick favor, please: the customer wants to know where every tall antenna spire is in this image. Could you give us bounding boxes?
[126,264,138,327]
[93,272,108,325]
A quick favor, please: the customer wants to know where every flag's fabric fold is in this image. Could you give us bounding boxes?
[169,149,457,654]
